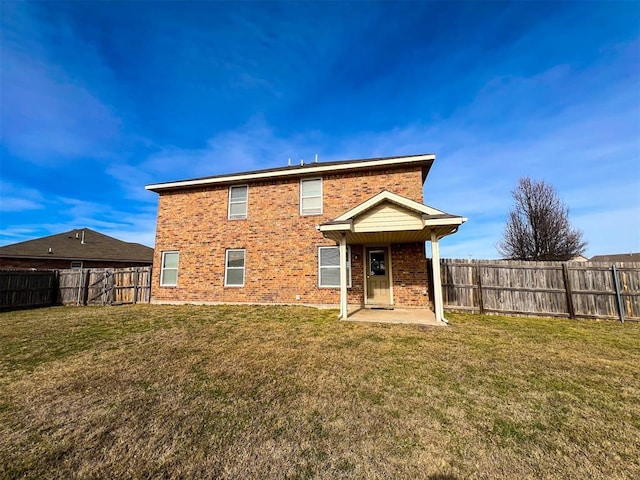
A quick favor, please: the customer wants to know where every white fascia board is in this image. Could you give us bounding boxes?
[423,217,467,227]
[318,222,352,232]
[145,154,435,191]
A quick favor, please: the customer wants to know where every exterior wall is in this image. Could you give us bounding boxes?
[0,258,151,270]
[391,243,431,308]
[151,165,428,307]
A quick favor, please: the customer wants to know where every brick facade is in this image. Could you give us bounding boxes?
[151,164,430,308]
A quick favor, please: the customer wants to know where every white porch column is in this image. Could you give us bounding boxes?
[339,233,348,319]
[431,231,445,323]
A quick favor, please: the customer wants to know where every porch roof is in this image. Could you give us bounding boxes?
[318,190,466,244]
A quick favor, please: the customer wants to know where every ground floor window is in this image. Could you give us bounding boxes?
[160,251,179,286]
[318,246,351,288]
[225,249,246,287]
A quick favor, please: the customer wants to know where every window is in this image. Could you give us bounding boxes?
[228,185,248,219]
[225,249,246,287]
[300,178,322,215]
[70,261,83,269]
[160,251,179,286]
[318,246,351,288]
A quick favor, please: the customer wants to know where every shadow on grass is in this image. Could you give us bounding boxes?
[429,475,457,480]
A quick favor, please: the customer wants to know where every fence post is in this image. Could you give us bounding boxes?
[474,262,484,315]
[53,270,60,306]
[612,265,625,323]
[103,271,110,306]
[562,263,576,319]
[133,268,139,304]
[76,269,84,306]
[82,270,90,305]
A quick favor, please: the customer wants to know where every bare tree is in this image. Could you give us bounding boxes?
[498,177,586,261]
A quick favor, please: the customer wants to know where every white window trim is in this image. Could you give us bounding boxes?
[160,251,179,287]
[228,185,249,220]
[224,249,246,287]
[300,177,323,216]
[318,246,351,288]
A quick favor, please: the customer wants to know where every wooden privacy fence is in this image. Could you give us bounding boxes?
[0,270,58,310]
[0,267,152,310]
[58,267,152,305]
[438,259,640,321]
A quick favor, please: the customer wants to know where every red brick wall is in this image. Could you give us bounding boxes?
[0,258,151,270]
[151,165,430,307]
[391,243,431,308]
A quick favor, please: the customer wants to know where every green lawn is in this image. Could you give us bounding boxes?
[1,305,638,479]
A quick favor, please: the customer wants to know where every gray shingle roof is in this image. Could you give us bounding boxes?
[146,153,435,192]
[589,253,640,263]
[0,228,153,263]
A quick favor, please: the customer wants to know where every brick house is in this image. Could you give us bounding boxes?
[0,228,153,270]
[146,154,465,322]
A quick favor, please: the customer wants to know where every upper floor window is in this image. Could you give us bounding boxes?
[160,251,179,287]
[225,249,246,287]
[300,178,322,216]
[228,185,248,219]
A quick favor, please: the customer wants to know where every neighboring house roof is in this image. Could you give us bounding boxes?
[145,153,435,192]
[589,253,640,263]
[0,228,154,263]
[571,254,589,262]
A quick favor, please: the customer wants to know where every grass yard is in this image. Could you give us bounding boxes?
[1,305,638,479]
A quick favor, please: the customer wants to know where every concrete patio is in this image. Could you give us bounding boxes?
[344,307,444,326]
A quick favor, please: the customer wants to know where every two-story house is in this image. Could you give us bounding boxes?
[145,153,465,322]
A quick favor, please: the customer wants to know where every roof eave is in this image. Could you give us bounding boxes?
[145,154,435,192]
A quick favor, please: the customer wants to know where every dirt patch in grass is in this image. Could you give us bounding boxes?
[1,305,638,479]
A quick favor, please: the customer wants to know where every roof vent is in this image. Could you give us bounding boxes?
[48,247,53,254]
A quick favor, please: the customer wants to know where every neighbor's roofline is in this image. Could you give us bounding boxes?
[0,253,151,262]
[145,153,435,192]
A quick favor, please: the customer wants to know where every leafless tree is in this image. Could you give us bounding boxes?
[498,177,586,261]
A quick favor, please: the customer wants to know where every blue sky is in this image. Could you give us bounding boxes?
[1,1,639,259]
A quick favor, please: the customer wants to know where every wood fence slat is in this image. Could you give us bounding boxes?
[440,259,640,321]
[0,266,152,310]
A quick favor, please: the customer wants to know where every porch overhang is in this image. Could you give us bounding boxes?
[319,216,464,244]
[318,190,466,323]
[318,190,466,244]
